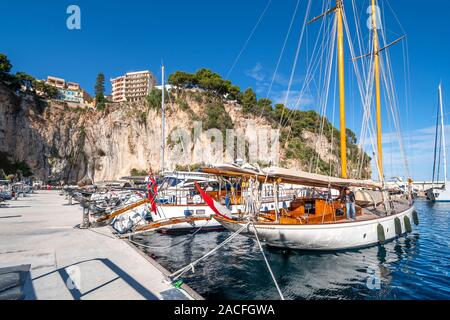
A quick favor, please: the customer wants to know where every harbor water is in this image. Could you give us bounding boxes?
[132,200,450,300]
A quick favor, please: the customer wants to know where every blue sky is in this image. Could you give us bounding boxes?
[1,0,450,181]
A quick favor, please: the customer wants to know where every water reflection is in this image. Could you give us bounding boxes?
[133,200,450,300]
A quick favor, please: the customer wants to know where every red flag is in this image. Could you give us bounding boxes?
[147,172,158,214]
[194,181,232,219]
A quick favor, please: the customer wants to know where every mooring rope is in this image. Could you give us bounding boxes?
[169,222,251,280]
[251,222,285,300]
[127,219,210,250]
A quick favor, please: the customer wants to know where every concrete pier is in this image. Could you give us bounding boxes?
[0,191,201,300]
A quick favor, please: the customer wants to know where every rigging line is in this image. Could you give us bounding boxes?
[312,18,336,173]
[342,6,384,179]
[384,0,407,35]
[282,6,331,143]
[342,7,374,176]
[266,0,302,100]
[226,0,272,79]
[329,57,338,176]
[251,222,285,300]
[128,219,210,250]
[378,31,410,178]
[288,0,329,111]
[437,119,442,184]
[402,39,412,170]
[169,222,251,280]
[308,21,335,172]
[283,0,312,108]
[358,49,375,168]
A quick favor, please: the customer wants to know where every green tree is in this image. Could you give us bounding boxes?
[239,88,257,114]
[168,71,197,88]
[0,53,12,73]
[33,80,58,99]
[346,128,357,144]
[95,73,105,109]
[15,72,35,90]
[256,98,273,117]
[44,83,58,98]
[226,84,241,100]
[146,88,164,110]
[203,101,234,134]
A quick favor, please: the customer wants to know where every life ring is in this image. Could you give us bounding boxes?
[192,194,202,204]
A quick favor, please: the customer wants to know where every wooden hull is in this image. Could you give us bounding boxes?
[215,205,416,250]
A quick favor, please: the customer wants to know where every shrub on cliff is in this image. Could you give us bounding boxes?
[168,69,240,100]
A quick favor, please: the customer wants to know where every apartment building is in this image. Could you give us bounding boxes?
[44,76,90,104]
[110,70,156,102]
[46,76,66,89]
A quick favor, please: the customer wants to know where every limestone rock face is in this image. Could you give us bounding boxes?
[0,84,370,183]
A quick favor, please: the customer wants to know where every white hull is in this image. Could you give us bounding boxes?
[151,200,292,231]
[217,206,416,250]
[150,204,221,231]
[426,187,450,202]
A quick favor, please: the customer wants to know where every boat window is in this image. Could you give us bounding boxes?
[196,209,206,215]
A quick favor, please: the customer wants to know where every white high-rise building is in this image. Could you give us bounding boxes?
[110,70,156,102]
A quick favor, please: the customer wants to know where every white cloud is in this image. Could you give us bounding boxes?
[364,124,450,181]
[245,62,266,82]
[245,62,310,108]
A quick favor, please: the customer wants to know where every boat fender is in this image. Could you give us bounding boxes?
[377,223,386,245]
[404,216,412,233]
[412,210,419,226]
[394,217,402,236]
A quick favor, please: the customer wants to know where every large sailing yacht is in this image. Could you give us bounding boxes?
[196,0,418,250]
[426,84,450,201]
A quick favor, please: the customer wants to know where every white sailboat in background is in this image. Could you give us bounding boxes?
[426,84,450,201]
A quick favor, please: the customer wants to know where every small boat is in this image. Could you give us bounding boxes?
[426,84,450,201]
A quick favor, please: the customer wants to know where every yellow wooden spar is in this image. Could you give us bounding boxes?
[336,0,347,179]
[307,0,348,179]
[372,0,383,179]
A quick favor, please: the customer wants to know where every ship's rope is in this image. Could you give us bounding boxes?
[226,0,272,78]
[251,222,285,300]
[282,0,312,108]
[265,0,301,100]
[169,222,251,280]
[126,219,210,249]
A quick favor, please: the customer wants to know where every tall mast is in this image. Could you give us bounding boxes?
[161,65,165,173]
[439,83,447,186]
[336,0,347,178]
[307,0,350,178]
[371,0,383,180]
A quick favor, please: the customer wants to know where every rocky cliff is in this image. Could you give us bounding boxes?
[0,83,371,183]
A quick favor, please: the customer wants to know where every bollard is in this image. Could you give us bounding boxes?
[79,199,91,229]
[69,194,73,206]
[80,206,90,229]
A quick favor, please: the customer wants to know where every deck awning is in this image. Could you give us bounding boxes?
[201,164,381,189]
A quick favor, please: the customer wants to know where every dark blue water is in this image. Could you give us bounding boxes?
[133,200,450,300]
